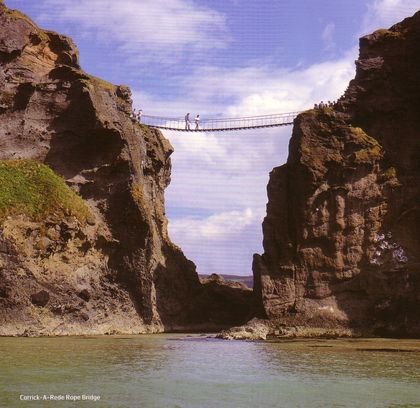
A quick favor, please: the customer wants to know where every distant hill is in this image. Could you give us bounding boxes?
[199,274,253,289]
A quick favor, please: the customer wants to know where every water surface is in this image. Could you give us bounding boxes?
[0,335,419,407]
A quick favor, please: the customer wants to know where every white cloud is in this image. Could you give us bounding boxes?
[170,208,261,240]
[36,0,228,63]
[133,49,356,117]
[224,53,356,116]
[163,127,288,175]
[322,22,337,53]
[362,0,419,34]
[169,208,264,274]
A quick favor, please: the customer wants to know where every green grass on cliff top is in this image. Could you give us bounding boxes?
[0,160,89,224]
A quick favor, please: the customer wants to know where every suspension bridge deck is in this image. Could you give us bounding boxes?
[141,111,301,132]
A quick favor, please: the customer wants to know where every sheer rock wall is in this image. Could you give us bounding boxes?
[254,12,420,337]
[0,4,205,335]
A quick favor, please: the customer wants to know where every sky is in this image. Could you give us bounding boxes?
[5,0,420,276]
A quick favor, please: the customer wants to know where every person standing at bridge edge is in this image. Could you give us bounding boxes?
[195,114,200,130]
[185,113,191,130]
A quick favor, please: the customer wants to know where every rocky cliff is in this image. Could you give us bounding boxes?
[0,3,251,335]
[253,12,420,337]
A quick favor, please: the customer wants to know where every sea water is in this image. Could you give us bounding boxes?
[0,335,419,408]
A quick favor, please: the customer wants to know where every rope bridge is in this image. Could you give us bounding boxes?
[141,111,301,132]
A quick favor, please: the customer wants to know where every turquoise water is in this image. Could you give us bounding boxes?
[0,335,419,408]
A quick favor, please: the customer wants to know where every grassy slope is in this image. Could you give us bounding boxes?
[0,160,89,223]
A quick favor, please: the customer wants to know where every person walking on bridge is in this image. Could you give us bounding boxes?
[185,113,191,130]
[131,108,137,120]
[195,114,200,130]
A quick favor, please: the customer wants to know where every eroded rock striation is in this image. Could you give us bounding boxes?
[0,4,251,335]
[253,12,420,337]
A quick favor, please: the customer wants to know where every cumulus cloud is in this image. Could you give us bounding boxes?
[169,208,264,274]
[36,0,228,63]
[133,49,356,117]
[170,208,261,240]
[224,54,356,116]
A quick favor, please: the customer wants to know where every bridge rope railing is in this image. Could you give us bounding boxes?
[140,111,301,131]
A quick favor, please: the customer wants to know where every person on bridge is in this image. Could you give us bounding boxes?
[137,109,143,123]
[195,114,200,130]
[185,113,191,130]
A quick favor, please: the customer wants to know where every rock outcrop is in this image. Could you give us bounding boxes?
[217,318,271,341]
[253,12,420,337]
[197,274,253,328]
[0,4,251,335]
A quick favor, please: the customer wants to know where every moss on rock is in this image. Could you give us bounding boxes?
[373,28,405,40]
[88,75,115,92]
[131,183,150,218]
[350,127,383,163]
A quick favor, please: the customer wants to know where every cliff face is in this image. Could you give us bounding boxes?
[0,4,207,335]
[254,12,420,337]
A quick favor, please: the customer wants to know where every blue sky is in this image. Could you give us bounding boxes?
[5,0,419,276]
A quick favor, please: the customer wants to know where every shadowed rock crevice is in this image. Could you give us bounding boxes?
[0,48,21,63]
[14,82,35,110]
[45,128,126,180]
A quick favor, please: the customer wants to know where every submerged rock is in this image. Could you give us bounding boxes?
[217,318,271,341]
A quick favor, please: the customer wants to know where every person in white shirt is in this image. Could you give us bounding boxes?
[185,113,191,130]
